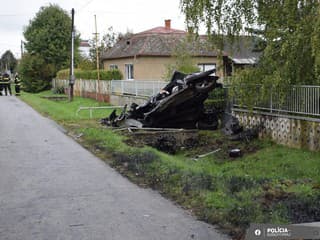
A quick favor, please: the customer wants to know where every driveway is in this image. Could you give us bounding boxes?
[0,96,228,240]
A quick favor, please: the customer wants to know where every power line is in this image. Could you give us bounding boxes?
[79,0,95,11]
[0,42,19,47]
[0,13,33,17]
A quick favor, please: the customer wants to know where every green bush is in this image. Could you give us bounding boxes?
[56,69,123,80]
[77,58,95,70]
[18,53,54,93]
[56,69,69,79]
[99,69,123,80]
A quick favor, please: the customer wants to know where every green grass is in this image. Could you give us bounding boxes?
[20,90,113,121]
[19,90,320,238]
[217,146,320,180]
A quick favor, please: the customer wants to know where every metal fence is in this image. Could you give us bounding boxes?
[52,78,166,97]
[232,85,320,117]
[53,78,320,118]
[110,80,167,97]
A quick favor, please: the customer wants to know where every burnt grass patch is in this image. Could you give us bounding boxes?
[111,151,159,177]
[123,129,261,161]
[74,127,320,240]
[276,193,320,223]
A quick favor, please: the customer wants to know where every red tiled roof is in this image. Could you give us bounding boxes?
[101,34,223,60]
[101,27,224,60]
[137,26,186,35]
[80,40,90,47]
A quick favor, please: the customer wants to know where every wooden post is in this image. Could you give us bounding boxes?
[69,8,75,101]
[94,15,101,101]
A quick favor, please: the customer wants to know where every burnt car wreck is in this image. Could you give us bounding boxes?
[101,69,222,130]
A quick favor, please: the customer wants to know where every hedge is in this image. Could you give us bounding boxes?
[56,69,123,80]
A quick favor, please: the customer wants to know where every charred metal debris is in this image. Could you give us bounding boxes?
[101,69,261,155]
[101,69,221,130]
[222,114,263,143]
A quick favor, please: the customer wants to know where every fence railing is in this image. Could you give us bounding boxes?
[53,79,167,97]
[110,80,167,97]
[232,85,320,117]
[53,79,320,118]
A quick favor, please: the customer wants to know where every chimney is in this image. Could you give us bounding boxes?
[165,19,171,30]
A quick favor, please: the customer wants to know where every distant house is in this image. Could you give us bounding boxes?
[79,40,91,58]
[101,20,259,80]
[223,36,261,76]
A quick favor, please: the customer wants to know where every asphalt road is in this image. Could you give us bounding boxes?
[0,96,229,240]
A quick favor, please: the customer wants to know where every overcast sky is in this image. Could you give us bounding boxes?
[0,0,187,59]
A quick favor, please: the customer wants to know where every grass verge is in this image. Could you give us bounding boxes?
[20,91,320,239]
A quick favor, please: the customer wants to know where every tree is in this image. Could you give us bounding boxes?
[0,50,17,72]
[163,35,200,80]
[20,4,79,92]
[89,27,121,69]
[18,53,55,92]
[180,0,320,101]
[77,56,95,70]
[311,5,320,82]
[102,26,119,50]
[88,39,104,70]
[181,0,256,36]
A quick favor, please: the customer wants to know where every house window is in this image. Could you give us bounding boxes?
[125,64,134,79]
[198,63,216,74]
[110,64,118,70]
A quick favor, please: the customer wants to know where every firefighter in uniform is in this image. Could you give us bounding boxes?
[14,73,21,96]
[0,73,3,96]
[2,72,11,96]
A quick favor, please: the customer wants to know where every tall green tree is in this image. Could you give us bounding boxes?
[18,53,55,92]
[311,5,320,83]
[0,50,17,72]
[181,0,320,99]
[20,4,79,92]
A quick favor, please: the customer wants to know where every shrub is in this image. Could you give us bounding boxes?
[18,53,54,93]
[99,69,123,80]
[56,69,69,79]
[56,69,123,80]
[52,86,65,94]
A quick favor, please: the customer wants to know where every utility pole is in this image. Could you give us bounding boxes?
[69,8,75,101]
[93,14,100,101]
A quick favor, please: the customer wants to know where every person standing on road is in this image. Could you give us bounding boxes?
[2,72,11,96]
[14,73,21,96]
[0,73,3,96]
[7,72,13,96]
